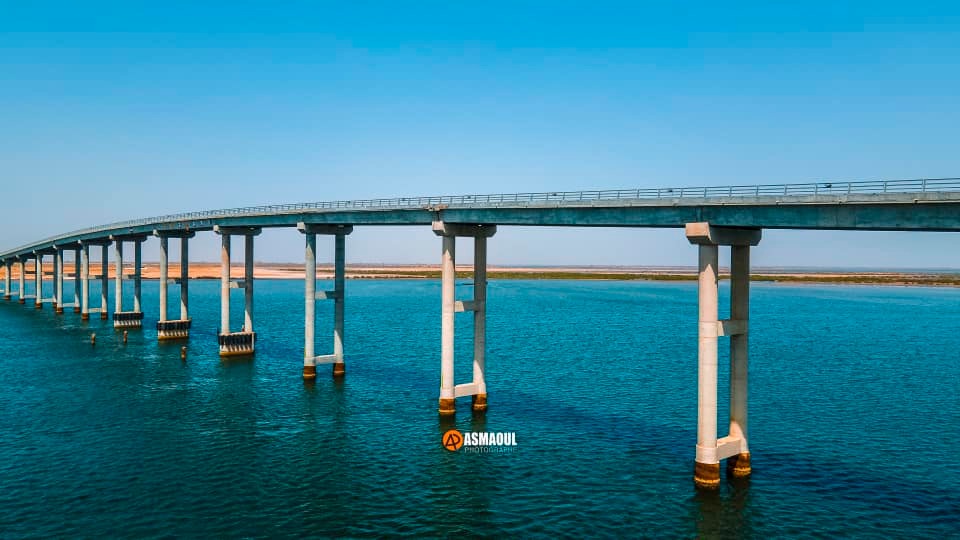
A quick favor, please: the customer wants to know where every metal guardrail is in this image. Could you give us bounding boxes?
[4,177,960,256]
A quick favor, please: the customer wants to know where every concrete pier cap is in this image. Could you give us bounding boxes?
[685,222,761,246]
[297,223,354,236]
[432,221,497,238]
[213,225,262,236]
[152,229,196,239]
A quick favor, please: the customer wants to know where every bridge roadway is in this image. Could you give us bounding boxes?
[0,176,958,490]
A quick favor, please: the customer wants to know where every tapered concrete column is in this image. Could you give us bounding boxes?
[439,234,457,416]
[332,233,346,377]
[55,248,64,314]
[159,236,168,322]
[695,243,720,488]
[180,237,189,320]
[220,234,231,334]
[686,222,761,489]
[133,240,142,314]
[728,245,751,478]
[73,249,81,313]
[34,255,42,309]
[303,232,317,379]
[18,259,25,303]
[114,241,123,314]
[100,245,109,319]
[472,236,488,412]
[244,234,254,333]
[80,245,90,320]
[3,260,11,300]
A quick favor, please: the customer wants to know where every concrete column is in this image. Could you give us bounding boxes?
[332,233,345,377]
[55,249,64,313]
[695,243,720,489]
[81,245,90,320]
[35,255,42,309]
[3,260,10,300]
[100,245,109,319]
[439,235,456,416]
[728,245,751,478]
[220,234,231,335]
[114,241,123,313]
[159,236,168,322]
[180,237,189,321]
[18,259,25,303]
[73,249,81,313]
[303,233,317,379]
[133,240,142,313]
[471,236,488,412]
[244,234,254,333]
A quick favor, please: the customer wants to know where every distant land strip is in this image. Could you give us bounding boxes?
[6,263,960,287]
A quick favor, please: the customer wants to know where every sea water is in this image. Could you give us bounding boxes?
[0,279,957,537]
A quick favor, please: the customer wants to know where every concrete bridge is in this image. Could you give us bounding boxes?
[1,176,958,490]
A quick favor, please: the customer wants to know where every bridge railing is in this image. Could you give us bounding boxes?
[5,177,960,256]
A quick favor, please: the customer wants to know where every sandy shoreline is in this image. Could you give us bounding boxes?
[3,263,960,286]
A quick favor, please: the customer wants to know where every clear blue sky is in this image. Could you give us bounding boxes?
[2,2,959,268]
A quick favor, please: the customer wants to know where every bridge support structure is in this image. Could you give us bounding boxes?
[72,248,81,313]
[3,260,10,300]
[214,226,260,356]
[111,235,146,329]
[33,252,43,309]
[155,231,194,340]
[686,222,761,490]
[433,221,496,416]
[54,247,65,314]
[298,223,353,380]
[17,257,26,304]
[79,240,112,320]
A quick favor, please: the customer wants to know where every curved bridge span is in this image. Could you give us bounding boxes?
[0,176,958,490]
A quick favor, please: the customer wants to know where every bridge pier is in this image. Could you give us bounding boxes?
[80,244,90,320]
[18,258,25,304]
[214,226,260,356]
[55,248,64,314]
[111,236,146,329]
[298,223,353,379]
[433,221,496,416]
[100,244,109,319]
[34,253,42,309]
[155,231,194,340]
[72,248,81,313]
[3,260,10,300]
[686,222,761,489]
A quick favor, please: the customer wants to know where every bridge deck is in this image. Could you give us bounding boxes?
[2,178,960,259]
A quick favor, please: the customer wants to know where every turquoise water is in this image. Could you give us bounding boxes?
[0,279,957,537]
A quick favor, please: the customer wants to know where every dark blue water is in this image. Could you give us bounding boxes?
[0,279,957,537]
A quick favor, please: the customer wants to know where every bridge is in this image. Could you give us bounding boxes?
[1,176,958,490]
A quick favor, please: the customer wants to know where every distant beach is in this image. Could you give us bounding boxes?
[7,263,960,287]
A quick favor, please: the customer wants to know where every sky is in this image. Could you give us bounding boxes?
[1,1,959,268]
